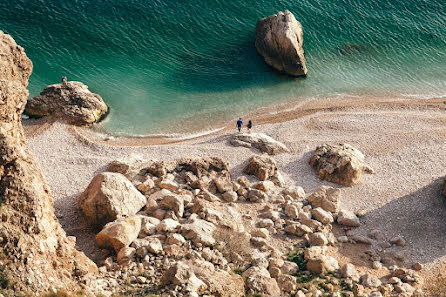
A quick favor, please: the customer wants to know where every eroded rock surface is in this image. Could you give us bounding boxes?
[230,133,290,155]
[255,10,307,77]
[309,143,374,186]
[0,30,96,294]
[25,81,107,125]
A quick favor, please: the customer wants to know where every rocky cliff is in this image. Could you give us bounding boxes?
[0,31,96,295]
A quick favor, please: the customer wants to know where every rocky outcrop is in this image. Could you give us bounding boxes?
[0,31,96,294]
[77,172,147,226]
[309,143,374,186]
[255,10,307,77]
[25,81,108,125]
[243,155,278,181]
[230,133,290,155]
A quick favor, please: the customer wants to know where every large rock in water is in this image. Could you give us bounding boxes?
[230,133,290,155]
[25,81,108,125]
[78,172,147,227]
[0,31,97,294]
[309,143,374,186]
[255,10,307,77]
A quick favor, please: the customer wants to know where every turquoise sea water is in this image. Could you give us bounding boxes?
[1,0,445,135]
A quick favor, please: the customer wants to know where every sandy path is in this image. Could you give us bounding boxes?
[25,97,446,270]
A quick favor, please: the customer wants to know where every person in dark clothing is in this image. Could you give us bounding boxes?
[236,118,243,132]
[247,120,252,132]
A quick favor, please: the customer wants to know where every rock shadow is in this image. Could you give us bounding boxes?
[54,193,102,263]
[168,38,298,93]
[281,150,342,193]
[351,177,446,265]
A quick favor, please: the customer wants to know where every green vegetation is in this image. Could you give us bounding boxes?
[0,265,10,289]
[233,268,245,275]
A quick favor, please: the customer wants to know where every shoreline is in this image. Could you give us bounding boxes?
[24,94,446,146]
[25,93,446,294]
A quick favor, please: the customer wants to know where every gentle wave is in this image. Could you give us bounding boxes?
[1,0,445,135]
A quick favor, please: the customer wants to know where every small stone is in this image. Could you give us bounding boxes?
[337,236,348,243]
[281,261,298,275]
[351,235,373,245]
[256,180,275,192]
[251,228,269,239]
[309,232,328,246]
[337,210,360,227]
[341,264,359,281]
[222,191,238,202]
[311,207,333,224]
[390,236,406,246]
[412,262,423,271]
[147,238,163,254]
[368,229,385,241]
[360,273,381,288]
[284,204,299,218]
[277,274,297,292]
[372,261,382,269]
[258,219,274,228]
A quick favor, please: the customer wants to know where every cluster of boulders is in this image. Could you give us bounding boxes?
[75,151,422,296]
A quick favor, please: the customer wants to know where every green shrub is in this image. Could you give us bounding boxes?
[0,266,10,289]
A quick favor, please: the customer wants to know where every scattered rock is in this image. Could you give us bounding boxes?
[161,262,193,285]
[243,266,281,297]
[159,192,185,218]
[107,155,152,180]
[311,207,334,224]
[78,172,147,226]
[309,232,328,246]
[360,273,382,288]
[230,133,290,155]
[117,247,135,265]
[412,262,423,271]
[309,143,374,186]
[25,81,108,125]
[156,218,180,233]
[304,246,338,273]
[277,274,297,292]
[351,235,373,245]
[256,180,276,192]
[282,186,305,200]
[307,186,340,213]
[255,10,307,77]
[181,214,216,246]
[222,191,238,202]
[96,215,142,252]
[337,210,360,227]
[341,264,359,281]
[390,236,406,246]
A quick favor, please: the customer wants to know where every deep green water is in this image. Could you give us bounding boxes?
[1,0,445,135]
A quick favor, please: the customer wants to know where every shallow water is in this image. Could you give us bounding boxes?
[1,0,445,135]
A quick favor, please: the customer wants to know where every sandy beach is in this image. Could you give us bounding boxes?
[24,95,446,293]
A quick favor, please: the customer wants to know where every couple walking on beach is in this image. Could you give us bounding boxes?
[236,118,252,133]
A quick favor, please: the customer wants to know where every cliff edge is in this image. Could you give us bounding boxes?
[0,31,96,295]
